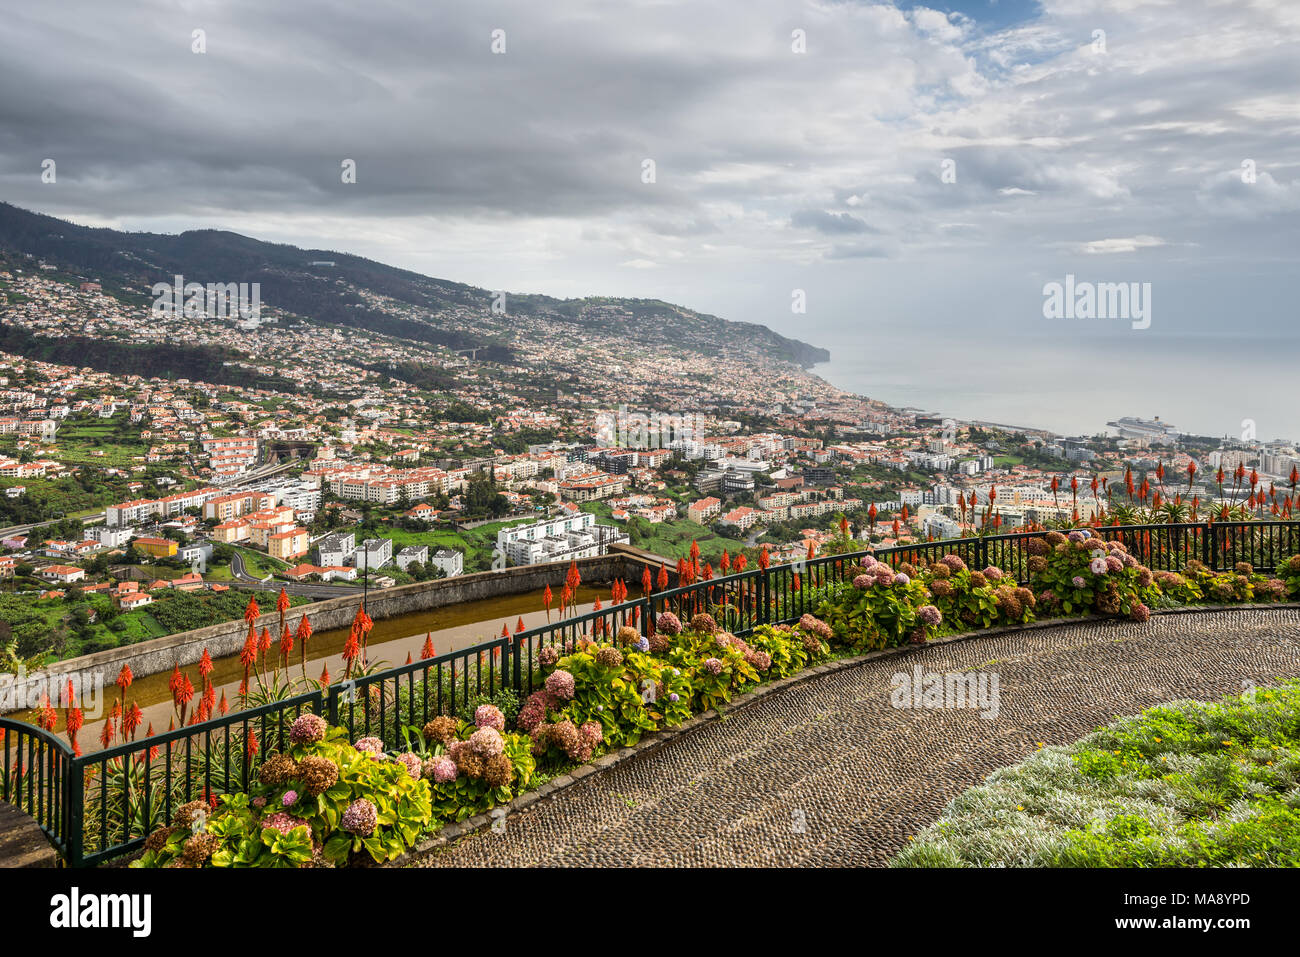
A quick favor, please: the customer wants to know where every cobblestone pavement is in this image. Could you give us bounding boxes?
[417,609,1300,867]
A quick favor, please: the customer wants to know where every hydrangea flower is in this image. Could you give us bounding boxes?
[1068,530,1087,543]
[655,612,683,636]
[341,799,378,837]
[703,658,724,676]
[939,554,967,572]
[634,637,650,653]
[545,669,576,701]
[281,790,298,807]
[917,605,942,627]
[468,726,505,757]
[354,736,385,757]
[1105,555,1124,573]
[853,574,871,589]
[424,756,458,783]
[289,712,328,746]
[894,572,910,586]
[1071,575,1087,589]
[1131,603,1151,623]
[982,566,1003,581]
[262,811,309,836]
[1090,557,1108,575]
[538,646,559,667]
[396,752,423,780]
[668,693,680,702]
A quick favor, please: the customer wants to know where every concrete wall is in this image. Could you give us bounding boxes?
[1,554,632,715]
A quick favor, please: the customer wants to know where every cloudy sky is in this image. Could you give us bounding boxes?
[2,0,1298,437]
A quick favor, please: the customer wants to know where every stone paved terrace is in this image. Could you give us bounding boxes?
[0,801,57,868]
[415,608,1300,867]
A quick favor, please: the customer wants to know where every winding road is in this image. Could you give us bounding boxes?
[417,607,1300,867]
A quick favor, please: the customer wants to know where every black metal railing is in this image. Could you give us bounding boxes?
[6,519,1299,866]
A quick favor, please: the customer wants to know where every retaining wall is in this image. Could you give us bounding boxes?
[1,553,635,714]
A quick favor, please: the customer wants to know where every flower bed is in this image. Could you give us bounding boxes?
[132,714,433,868]
[892,681,1300,867]
[810,534,1299,653]
[126,538,1300,867]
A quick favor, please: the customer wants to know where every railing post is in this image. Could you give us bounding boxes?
[326,685,338,726]
[66,759,84,868]
[759,567,770,625]
[1207,522,1218,570]
[512,633,522,692]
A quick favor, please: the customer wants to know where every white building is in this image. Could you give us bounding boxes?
[496,512,628,566]
[315,532,355,568]
[353,537,393,571]
[428,548,463,578]
[395,544,428,571]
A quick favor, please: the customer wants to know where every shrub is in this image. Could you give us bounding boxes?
[1025,533,1157,620]
[424,720,536,822]
[813,571,932,651]
[455,688,521,729]
[1279,555,1300,597]
[132,725,433,868]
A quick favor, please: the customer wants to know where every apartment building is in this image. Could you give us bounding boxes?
[395,544,428,571]
[686,496,722,524]
[353,538,393,571]
[315,532,356,568]
[557,472,626,502]
[268,527,310,561]
[106,487,222,526]
[428,548,464,578]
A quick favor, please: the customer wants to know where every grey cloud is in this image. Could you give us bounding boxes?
[790,209,876,234]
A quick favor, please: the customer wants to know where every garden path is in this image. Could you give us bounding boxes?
[417,609,1300,867]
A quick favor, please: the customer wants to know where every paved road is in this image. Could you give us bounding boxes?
[417,608,1300,867]
[0,512,106,539]
[225,550,363,599]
